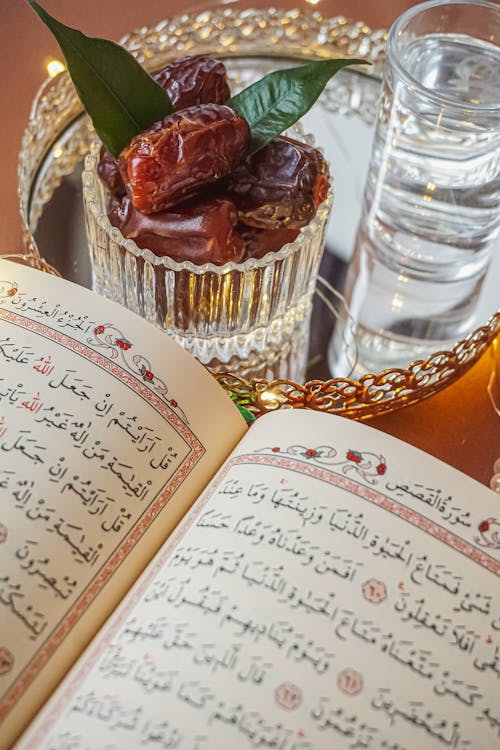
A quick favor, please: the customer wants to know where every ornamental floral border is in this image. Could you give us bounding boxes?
[256,445,500,549]
[0,280,18,304]
[256,444,387,485]
[0,276,189,425]
[88,323,188,423]
[475,518,500,550]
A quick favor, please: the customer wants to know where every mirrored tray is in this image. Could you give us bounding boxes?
[18,7,500,419]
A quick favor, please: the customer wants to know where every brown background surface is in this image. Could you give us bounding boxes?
[1,0,498,485]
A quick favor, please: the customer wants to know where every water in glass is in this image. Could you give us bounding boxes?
[331,30,500,374]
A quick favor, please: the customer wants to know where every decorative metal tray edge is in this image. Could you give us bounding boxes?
[16,7,500,420]
[215,315,500,420]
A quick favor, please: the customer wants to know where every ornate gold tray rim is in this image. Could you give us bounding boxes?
[16,6,500,421]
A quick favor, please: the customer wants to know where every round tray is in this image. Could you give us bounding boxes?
[17,6,500,420]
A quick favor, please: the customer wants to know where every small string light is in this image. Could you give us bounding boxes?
[490,459,500,494]
[46,59,65,78]
[260,389,279,406]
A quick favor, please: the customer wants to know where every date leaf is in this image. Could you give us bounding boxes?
[27,0,173,157]
[228,59,370,154]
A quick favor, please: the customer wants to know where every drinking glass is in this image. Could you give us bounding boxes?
[329,0,500,375]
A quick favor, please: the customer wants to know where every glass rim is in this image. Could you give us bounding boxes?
[388,0,500,113]
[82,137,332,276]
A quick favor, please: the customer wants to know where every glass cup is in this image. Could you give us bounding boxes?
[329,0,500,376]
[82,131,332,382]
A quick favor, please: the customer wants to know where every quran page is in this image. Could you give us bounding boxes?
[16,409,500,750]
[0,260,246,748]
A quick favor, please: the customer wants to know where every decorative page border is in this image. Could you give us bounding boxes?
[0,309,205,719]
[88,322,188,423]
[255,443,387,483]
[0,306,188,424]
[236,454,500,573]
[0,278,18,303]
[24,450,499,747]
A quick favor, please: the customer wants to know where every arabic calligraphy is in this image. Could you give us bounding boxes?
[0,284,199,720]
[385,481,471,529]
[17,436,500,750]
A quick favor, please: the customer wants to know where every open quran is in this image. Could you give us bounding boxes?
[1,259,499,750]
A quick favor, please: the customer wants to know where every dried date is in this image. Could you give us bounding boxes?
[223,137,330,229]
[119,104,250,214]
[154,54,230,109]
[108,195,245,265]
[97,146,126,198]
[98,55,230,196]
[238,224,300,260]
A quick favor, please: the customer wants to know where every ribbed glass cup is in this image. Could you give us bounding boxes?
[82,136,332,381]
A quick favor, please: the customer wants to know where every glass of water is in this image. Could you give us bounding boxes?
[329,0,500,376]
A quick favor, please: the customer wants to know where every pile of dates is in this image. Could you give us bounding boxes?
[99,54,330,265]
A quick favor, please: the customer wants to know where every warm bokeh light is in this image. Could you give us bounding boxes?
[260,389,274,402]
[46,59,66,78]
[260,389,280,408]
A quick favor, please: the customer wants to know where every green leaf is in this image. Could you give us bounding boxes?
[236,405,257,424]
[27,0,173,157]
[228,58,371,154]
